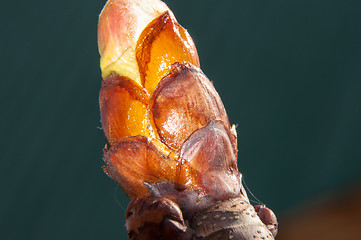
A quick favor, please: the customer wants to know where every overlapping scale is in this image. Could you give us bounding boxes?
[99,75,149,146]
[136,12,200,93]
[150,64,229,152]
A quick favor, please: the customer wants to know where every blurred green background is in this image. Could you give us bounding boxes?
[1,0,360,239]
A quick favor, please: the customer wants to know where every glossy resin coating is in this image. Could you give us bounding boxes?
[98,0,277,239]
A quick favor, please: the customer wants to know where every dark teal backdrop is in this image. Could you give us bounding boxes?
[1,0,360,239]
